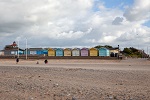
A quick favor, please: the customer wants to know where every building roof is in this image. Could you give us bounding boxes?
[109,48,119,50]
[4,48,24,51]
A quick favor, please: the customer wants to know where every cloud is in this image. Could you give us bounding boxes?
[116,27,150,48]
[0,0,150,52]
[123,0,150,21]
[53,27,92,40]
[112,17,124,25]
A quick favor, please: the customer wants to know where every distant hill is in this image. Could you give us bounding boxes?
[122,47,148,58]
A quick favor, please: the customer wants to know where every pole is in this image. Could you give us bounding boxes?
[147,46,148,58]
[137,34,139,50]
[18,40,19,58]
[118,45,119,59]
[148,46,150,58]
[26,38,27,60]
[148,48,150,57]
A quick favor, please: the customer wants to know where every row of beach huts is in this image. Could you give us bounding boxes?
[0,41,120,58]
[0,47,119,57]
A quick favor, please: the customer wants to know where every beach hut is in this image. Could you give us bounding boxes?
[37,50,44,55]
[81,48,89,56]
[89,48,98,56]
[55,48,63,56]
[43,49,48,56]
[64,48,72,56]
[27,48,43,55]
[109,48,119,57]
[98,47,110,56]
[72,48,80,56]
[48,48,55,56]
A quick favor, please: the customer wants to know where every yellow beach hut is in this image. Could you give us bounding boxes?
[89,48,98,56]
[64,48,72,56]
[48,48,55,56]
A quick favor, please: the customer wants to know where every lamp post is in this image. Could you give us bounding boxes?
[148,46,150,58]
[137,34,139,50]
[118,45,119,59]
[26,38,27,60]
[18,40,19,58]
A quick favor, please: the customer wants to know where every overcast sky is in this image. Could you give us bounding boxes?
[0,0,150,52]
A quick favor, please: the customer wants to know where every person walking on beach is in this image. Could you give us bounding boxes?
[44,59,48,64]
[16,58,19,64]
[36,59,39,64]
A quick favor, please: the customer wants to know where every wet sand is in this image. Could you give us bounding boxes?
[0,58,150,100]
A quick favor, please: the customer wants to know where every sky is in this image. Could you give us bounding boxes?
[0,0,150,53]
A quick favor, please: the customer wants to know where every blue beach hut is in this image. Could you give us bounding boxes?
[43,49,48,55]
[37,50,43,55]
[26,48,43,55]
[55,48,63,56]
[99,47,110,56]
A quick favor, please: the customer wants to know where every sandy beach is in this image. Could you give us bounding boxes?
[0,58,150,100]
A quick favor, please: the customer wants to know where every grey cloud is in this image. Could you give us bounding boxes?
[0,22,30,33]
[112,17,124,25]
[123,8,150,21]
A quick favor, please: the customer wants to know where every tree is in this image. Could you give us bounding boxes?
[104,45,113,49]
[123,48,132,54]
[94,45,113,49]
[94,45,103,48]
[123,47,143,58]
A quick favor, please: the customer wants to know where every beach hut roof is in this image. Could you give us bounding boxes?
[27,48,43,50]
[81,48,89,50]
[55,48,63,50]
[44,48,49,50]
[48,48,55,50]
[99,47,108,50]
[72,48,80,50]
[64,48,72,50]
[89,47,98,50]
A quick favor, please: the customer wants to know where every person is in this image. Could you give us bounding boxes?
[36,61,39,64]
[16,58,19,64]
[44,59,48,64]
[36,59,39,64]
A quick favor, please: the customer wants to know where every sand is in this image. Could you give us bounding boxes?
[0,58,150,100]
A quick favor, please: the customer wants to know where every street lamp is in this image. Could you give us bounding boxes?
[118,45,119,59]
[137,34,139,49]
[147,46,150,58]
[18,40,19,58]
[26,38,28,60]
